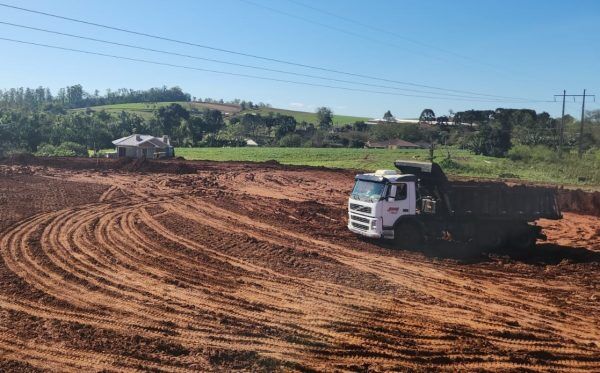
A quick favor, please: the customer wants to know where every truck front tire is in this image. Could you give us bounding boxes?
[394,223,423,250]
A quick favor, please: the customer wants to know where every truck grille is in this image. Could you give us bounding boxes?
[350,214,370,224]
[350,203,371,214]
[351,222,369,231]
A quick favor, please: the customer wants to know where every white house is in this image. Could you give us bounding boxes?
[112,134,174,159]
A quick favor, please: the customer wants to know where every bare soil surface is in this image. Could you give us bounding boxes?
[0,159,598,372]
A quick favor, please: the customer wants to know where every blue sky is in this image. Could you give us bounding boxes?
[1,0,598,118]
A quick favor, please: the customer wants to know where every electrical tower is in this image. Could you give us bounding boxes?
[554,90,595,158]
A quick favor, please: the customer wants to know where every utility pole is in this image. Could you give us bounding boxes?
[578,89,586,158]
[558,90,566,157]
[553,90,595,158]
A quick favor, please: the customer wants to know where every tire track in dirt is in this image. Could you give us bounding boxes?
[173,195,596,340]
[0,163,598,371]
[148,197,599,370]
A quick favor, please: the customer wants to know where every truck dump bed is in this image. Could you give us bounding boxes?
[394,160,562,221]
[446,182,561,220]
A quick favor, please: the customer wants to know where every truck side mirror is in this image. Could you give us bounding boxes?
[388,185,397,201]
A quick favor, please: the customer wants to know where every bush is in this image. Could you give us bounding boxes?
[340,131,367,148]
[348,138,366,148]
[507,145,558,163]
[438,158,472,172]
[197,134,246,147]
[369,122,422,142]
[506,144,532,162]
[35,142,88,157]
[278,134,303,147]
[58,142,88,156]
[4,149,32,158]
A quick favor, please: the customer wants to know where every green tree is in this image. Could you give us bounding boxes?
[383,110,395,122]
[66,84,84,108]
[316,107,333,131]
[352,121,367,132]
[466,122,510,157]
[273,114,297,139]
[155,103,190,144]
[419,109,436,123]
[201,109,224,133]
[369,123,422,142]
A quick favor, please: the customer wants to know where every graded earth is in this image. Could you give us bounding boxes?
[0,158,598,372]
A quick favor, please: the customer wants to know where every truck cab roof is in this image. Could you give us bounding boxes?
[356,170,417,183]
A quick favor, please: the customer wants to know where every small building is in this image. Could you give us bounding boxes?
[112,134,174,159]
[366,139,421,149]
[365,118,421,125]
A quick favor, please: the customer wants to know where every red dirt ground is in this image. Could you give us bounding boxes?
[0,159,598,372]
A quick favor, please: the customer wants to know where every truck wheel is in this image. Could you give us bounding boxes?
[394,223,423,250]
[509,231,536,251]
[474,229,504,251]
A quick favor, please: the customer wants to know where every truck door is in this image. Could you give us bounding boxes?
[381,183,410,228]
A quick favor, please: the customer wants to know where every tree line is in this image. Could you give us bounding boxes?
[0,84,598,160]
[0,85,190,110]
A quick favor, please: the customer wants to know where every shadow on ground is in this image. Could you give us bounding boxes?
[372,239,600,265]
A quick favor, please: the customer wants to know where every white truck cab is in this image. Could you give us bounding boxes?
[347,169,417,239]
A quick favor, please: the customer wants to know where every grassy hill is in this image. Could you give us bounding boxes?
[250,107,369,126]
[71,101,242,119]
[74,101,370,125]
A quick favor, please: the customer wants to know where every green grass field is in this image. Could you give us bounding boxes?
[252,107,369,126]
[71,102,237,119]
[74,101,370,125]
[175,147,600,187]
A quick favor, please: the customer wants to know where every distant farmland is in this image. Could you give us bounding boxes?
[175,147,600,187]
[71,101,242,119]
[251,107,369,125]
[73,101,370,125]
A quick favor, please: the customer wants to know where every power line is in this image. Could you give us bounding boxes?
[553,90,596,158]
[239,0,450,63]
[0,21,541,103]
[0,36,542,103]
[283,0,511,74]
[0,2,544,102]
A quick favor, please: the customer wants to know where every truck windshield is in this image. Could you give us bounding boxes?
[351,180,385,202]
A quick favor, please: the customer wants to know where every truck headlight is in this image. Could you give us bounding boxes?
[370,220,377,229]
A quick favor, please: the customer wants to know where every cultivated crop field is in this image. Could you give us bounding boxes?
[176,147,600,187]
[0,158,598,371]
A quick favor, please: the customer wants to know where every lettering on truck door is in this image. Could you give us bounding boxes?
[381,183,409,228]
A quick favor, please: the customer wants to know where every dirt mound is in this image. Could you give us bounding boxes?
[1,156,198,175]
[121,158,197,174]
[0,165,35,177]
[558,188,600,216]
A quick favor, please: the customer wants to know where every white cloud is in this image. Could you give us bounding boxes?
[289,102,305,108]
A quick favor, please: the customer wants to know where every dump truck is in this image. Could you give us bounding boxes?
[347,161,562,249]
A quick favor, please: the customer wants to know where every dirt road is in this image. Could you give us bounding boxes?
[0,159,598,372]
